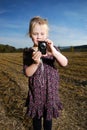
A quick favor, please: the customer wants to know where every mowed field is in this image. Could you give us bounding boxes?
[0,52,87,130]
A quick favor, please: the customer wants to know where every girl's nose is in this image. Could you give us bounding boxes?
[37,33,42,38]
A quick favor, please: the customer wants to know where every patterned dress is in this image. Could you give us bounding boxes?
[23,47,63,120]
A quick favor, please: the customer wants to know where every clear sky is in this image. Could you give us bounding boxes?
[0,0,87,48]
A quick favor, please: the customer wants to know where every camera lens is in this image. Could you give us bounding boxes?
[40,42,46,49]
[38,41,47,54]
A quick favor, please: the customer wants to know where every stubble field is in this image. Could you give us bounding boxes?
[0,52,87,130]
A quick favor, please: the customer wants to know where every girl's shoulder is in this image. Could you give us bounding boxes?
[23,47,33,54]
[54,46,60,52]
[23,47,34,58]
[23,47,34,66]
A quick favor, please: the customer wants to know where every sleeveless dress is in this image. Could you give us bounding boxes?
[23,47,63,120]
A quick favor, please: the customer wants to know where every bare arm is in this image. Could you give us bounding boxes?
[25,51,42,77]
[52,46,68,66]
[25,63,39,77]
[45,39,68,67]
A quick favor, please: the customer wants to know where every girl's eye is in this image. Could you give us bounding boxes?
[41,33,44,35]
[32,32,45,36]
[33,33,37,35]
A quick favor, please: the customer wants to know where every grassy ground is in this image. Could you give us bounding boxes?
[0,52,87,130]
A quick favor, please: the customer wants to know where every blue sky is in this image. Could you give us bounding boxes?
[0,0,87,48]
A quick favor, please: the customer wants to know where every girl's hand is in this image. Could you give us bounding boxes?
[45,39,55,55]
[32,51,42,64]
[45,39,53,47]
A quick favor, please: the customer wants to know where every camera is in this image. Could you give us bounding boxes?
[38,41,47,54]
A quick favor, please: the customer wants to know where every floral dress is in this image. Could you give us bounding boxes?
[23,47,63,120]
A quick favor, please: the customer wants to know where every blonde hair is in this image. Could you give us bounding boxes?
[29,16,49,37]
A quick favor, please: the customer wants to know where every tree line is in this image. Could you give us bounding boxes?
[0,44,87,53]
[0,44,23,53]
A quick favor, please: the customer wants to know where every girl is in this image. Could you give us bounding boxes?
[23,16,68,130]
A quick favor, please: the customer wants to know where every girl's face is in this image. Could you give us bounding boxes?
[31,24,48,46]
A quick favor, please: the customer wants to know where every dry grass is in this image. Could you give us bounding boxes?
[0,52,87,130]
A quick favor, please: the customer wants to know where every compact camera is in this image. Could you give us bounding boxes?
[38,41,47,54]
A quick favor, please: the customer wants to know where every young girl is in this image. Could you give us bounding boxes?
[23,16,68,130]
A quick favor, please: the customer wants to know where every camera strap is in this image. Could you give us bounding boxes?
[41,59,44,72]
[38,59,44,88]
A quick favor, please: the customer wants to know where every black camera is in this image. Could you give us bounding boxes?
[38,41,47,54]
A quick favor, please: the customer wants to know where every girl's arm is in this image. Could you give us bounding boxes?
[52,46,68,67]
[25,51,42,77]
[25,63,39,77]
[45,39,68,67]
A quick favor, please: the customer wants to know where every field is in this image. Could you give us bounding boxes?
[0,52,87,130]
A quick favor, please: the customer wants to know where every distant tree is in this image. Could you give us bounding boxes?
[70,46,74,52]
[0,44,22,53]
